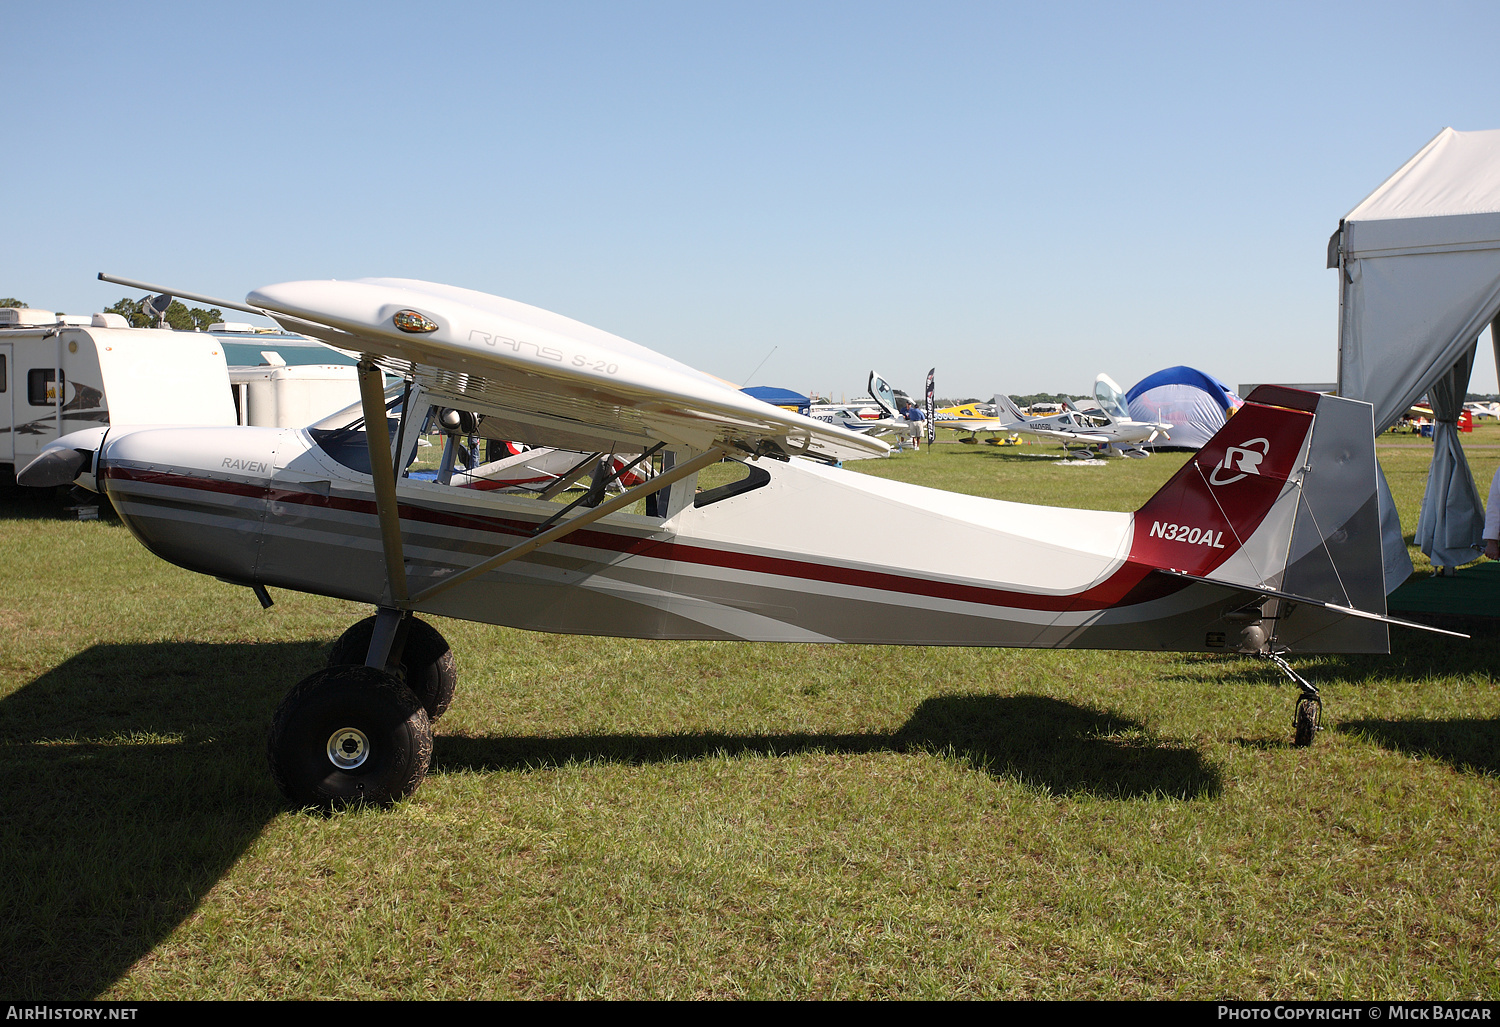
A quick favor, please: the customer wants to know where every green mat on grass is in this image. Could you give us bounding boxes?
[1388,560,1500,618]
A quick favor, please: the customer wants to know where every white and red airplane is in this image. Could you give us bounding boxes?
[20,276,1457,808]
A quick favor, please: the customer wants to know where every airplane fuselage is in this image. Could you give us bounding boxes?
[93,414,1375,656]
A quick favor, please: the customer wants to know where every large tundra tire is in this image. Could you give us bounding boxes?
[268,666,432,809]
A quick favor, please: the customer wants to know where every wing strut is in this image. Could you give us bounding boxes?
[409,445,729,605]
[533,443,665,534]
[358,359,410,605]
[539,451,607,500]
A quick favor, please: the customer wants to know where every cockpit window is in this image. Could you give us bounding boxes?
[306,390,686,521]
[694,458,771,507]
[869,374,899,419]
[307,387,408,474]
[308,385,405,432]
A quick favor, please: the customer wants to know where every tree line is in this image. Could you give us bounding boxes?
[2,295,222,331]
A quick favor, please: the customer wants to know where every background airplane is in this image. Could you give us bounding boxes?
[855,372,922,445]
[808,401,911,444]
[950,375,1173,457]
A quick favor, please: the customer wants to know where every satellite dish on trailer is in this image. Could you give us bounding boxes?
[146,293,173,328]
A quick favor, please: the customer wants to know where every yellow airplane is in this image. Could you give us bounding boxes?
[932,401,1022,444]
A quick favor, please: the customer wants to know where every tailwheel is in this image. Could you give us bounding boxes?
[268,665,433,809]
[328,615,458,720]
[1293,695,1322,748]
[1260,650,1324,748]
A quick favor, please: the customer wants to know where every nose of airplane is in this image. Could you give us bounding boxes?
[16,427,110,490]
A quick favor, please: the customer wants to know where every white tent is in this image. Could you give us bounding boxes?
[1331,127,1500,592]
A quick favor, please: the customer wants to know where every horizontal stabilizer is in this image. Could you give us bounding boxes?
[1154,569,1469,639]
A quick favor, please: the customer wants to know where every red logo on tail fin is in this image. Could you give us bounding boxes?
[1209,438,1270,485]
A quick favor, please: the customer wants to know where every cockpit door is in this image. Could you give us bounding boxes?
[1094,373,1131,423]
[868,371,900,418]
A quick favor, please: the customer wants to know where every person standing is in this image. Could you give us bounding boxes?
[903,401,926,450]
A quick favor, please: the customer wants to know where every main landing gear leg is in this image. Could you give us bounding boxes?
[266,359,437,810]
[1260,650,1322,747]
[364,606,407,671]
[327,612,458,721]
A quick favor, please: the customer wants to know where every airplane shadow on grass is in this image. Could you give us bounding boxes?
[0,641,317,1000]
[974,447,1068,462]
[435,693,1221,803]
[0,643,1218,999]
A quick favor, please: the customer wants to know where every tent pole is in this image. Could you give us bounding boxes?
[1334,221,1348,396]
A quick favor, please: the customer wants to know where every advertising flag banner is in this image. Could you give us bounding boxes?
[925,369,936,445]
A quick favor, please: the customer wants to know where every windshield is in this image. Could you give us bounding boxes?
[306,385,411,474]
[1094,374,1131,422]
[309,383,406,431]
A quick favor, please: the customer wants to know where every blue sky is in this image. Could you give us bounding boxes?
[6,1,1500,398]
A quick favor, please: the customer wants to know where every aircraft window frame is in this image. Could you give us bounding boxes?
[693,459,771,508]
[306,389,695,522]
[1095,379,1131,422]
[308,384,406,433]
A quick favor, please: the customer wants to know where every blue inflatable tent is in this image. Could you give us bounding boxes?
[1126,367,1242,450]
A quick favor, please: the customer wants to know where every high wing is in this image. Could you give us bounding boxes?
[247,278,888,463]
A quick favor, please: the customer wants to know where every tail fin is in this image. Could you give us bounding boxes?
[1131,387,1388,653]
[992,393,1028,423]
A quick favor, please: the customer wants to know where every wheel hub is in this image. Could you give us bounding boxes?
[327,727,371,770]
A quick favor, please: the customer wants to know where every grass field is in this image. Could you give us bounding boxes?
[1,424,1497,1000]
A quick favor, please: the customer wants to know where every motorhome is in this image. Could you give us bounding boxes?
[0,309,360,487]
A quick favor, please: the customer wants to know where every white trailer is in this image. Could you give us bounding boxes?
[228,360,361,428]
[211,320,362,428]
[1,310,362,487]
[0,308,237,486]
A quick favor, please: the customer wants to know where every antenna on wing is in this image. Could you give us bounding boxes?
[97,273,270,318]
[741,346,778,387]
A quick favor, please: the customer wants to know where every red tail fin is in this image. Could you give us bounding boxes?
[1130,388,1317,578]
